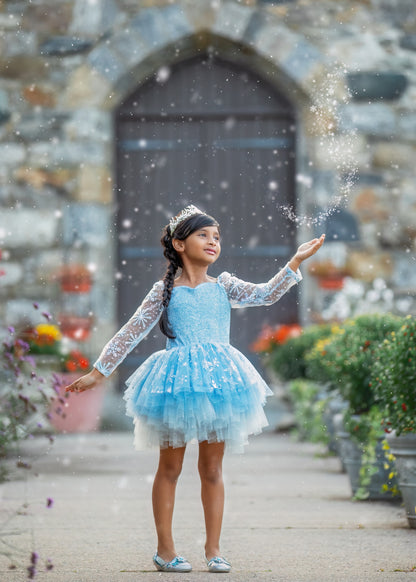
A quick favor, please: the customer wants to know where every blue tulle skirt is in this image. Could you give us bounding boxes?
[123,342,273,453]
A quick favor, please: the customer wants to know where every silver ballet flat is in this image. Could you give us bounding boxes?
[153,552,192,573]
[205,555,231,573]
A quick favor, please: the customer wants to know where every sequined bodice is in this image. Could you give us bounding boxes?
[166,283,230,349]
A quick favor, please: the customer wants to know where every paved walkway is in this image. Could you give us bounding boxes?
[1,426,415,581]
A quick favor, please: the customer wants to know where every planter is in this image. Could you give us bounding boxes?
[323,397,348,457]
[58,314,92,341]
[334,413,398,500]
[386,432,416,529]
[58,265,92,293]
[49,373,105,433]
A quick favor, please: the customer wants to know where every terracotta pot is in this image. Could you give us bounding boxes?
[49,373,105,433]
[58,265,92,293]
[58,314,92,341]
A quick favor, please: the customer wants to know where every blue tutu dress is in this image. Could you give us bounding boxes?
[94,265,302,452]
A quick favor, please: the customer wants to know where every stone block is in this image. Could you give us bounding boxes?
[183,0,217,30]
[14,112,69,142]
[351,187,390,222]
[14,167,75,190]
[0,55,49,81]
[110,29,153,71]
[346,72,408,101]
[346,250,394,283]
[281,39,324,85]
[400,34,416,51]
[22,84,56,108]
[0,209,59,249]
[211,2,254,42]
[4,29,37,57]
[70,0,120,37]
[0,143,26,166]
[22,3,73,34]
[75,165,112,204]
[87,45,126,84]
[249,22,296,64]
[130,5,192,50]
[372,142,416,170]
[63,108,112,142]
[310,134,369,171]
[0,89,10,125]
[4,299,53,327]
[338,103,396,137]
[0,262,23,287]
[62,64,112,109]
[62,203,110,248]
[28,140,107,167]
[40,36,93,57]
[397,113,416,141]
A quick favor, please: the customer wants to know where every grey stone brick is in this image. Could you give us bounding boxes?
[88,44,126,84]
[62,203,111,248]
[130,6,192,50]
[212,2,254,42]
[338,103,396,137]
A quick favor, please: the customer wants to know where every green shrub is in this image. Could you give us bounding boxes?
[371,315,416,435]
[287,379,329,444]
[267,324,332,382]
[306,314,403,414]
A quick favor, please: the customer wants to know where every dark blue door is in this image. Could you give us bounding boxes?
[115,55,297,386]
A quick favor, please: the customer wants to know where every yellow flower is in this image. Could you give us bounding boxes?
[34,323,62,343]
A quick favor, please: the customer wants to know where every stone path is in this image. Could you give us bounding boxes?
[0,430,414,581]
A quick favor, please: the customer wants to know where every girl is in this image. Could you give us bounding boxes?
[66,205,325,573]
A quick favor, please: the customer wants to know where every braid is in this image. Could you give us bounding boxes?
[159,231,180,339]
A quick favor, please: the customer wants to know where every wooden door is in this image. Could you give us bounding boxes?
[115,55,297,385]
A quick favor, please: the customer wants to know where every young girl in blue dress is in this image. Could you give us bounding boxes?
[66,205,325,573]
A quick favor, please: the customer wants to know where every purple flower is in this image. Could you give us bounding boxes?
[31,552,39,565]
[33,302,39,309]
[46,497,54,508]
[7,325,15,334]
[41,311,52,321]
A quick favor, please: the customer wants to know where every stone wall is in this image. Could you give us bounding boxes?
[0,0,415,364]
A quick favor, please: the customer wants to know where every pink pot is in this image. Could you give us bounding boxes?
[49,373,105,433]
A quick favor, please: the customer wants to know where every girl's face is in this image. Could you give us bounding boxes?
[174,226,221,265]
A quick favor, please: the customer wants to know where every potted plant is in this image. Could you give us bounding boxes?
[252,323,336,446]
[306,313,403,499]
[22,323,104,433]
[371,315,416,528]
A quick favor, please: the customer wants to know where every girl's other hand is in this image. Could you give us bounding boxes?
[65,368,105,393]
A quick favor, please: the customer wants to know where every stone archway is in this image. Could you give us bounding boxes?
[61,2,343,357]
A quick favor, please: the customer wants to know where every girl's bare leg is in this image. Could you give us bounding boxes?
[152,445,186,561]
[198,440,225,560]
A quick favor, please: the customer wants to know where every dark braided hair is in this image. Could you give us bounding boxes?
[159,212,219,338]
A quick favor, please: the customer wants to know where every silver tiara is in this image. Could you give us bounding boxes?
[168,204,204,235]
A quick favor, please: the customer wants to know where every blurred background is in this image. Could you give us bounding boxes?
[0,0,415,427]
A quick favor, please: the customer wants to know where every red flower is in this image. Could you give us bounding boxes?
[401,403,408,412]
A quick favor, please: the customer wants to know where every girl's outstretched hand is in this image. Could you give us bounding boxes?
[289,234,325,271]
[65,368,104,393]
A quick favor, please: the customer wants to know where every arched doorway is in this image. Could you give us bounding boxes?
[114,54,297,386]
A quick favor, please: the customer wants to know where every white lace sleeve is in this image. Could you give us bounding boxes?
[218,264,302,308]
[93,281,164,377]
